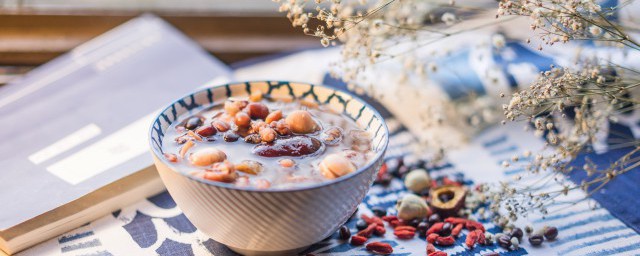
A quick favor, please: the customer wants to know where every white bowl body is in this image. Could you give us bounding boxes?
[149,81,388,255]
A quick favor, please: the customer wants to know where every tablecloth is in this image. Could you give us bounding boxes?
[20,47,640,256]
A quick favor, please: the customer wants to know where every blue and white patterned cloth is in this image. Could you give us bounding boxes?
[21,43,640,255]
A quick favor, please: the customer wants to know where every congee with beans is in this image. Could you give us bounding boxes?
[162,92,374,189]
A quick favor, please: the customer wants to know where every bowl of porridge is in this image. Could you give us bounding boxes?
[149,81,388,255]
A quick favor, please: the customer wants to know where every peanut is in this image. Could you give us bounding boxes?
[285,110,318,134]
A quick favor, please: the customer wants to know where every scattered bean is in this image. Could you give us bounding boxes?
[529,234,544,246]
[497,235,512,249]
[510,227,523,242]
[428,214,441,224]
[417,221,429,238]
[544,226,558,240]
[441,222,452,236]
[356,219,368,231]
[371,206,387,217]
[338,225,351,240]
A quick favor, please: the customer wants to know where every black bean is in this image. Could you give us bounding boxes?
[397,165,410,178]
[338,225,351,240]
[498,235,512,249]
[528,234,544,246]
[482,253,500,256]
[409,218,421,227]
[441,222,452,236]
[544,226,558,240]
[417,221,429,238]
[356,220,368,231]
[371,207,387,217]
[428,214,441,224]
[185,117,202,130]
[510,228,524,241]
[223,132,239,142]
[419,188,430,197]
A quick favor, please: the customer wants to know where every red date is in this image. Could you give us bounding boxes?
[252,136,323,157]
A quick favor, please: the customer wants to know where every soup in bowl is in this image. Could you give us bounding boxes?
[149,81,388,255]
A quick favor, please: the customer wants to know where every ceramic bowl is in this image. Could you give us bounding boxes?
[149,81,388,255]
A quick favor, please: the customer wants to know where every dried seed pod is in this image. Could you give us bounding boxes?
[430,186,467,217]
[235,160,263,175]
[396,194,429,221]
[285,110,318,134]
[320,153,356,179]
[189,147,227,166]
[404,168,432,193]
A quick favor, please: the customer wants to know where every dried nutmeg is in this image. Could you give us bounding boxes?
[189,148,227,166]
[430,186,467,217]
[396,194,429,221]
[320,153,356,179]
[285,110,318,134]
[404,168,432,193]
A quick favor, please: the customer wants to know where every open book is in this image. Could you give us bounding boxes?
[0,15,231,255]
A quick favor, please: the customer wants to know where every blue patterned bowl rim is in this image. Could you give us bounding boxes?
[148,81,389,193]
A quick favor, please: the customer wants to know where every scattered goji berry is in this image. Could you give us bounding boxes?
[394,230,416,239]
[428,252,448,256]
[382,215,398,222]
[474,229,486,245]
[465,220,485,232]
[394,226,417,232]
[465,229,478,248]
[427,222,444,235]
[427,233,440,243]
[436,236,455,246]
[357,223,377,238]
[444,217,467,225]
[451,223,464,237]
[366,242,393,255]
[374,225,386,236]
[361,214,384,226]
[350,235,367,246]
[427,243,436,254]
